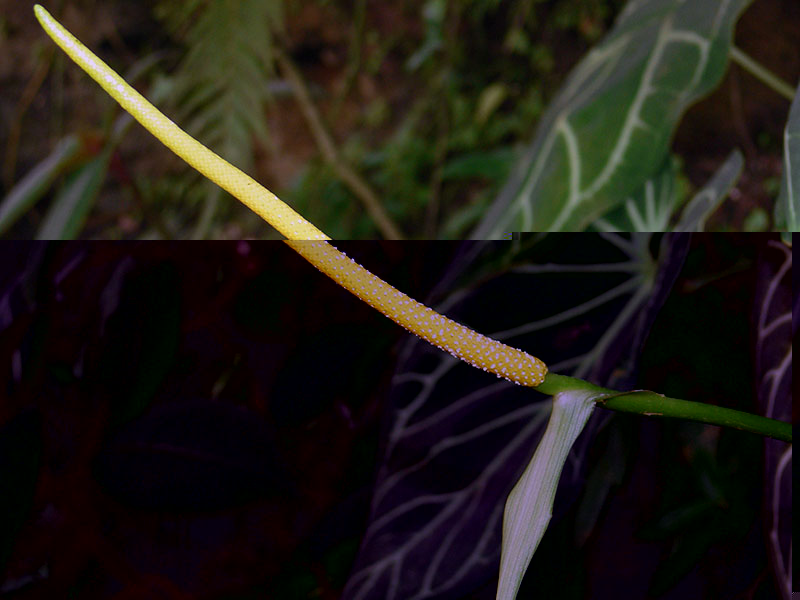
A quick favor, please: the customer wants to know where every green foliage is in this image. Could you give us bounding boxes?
[592,156,680,232]
[0,136,82,237]
[0,66,171,239]
[743,207,769,231]
[288,161,379,239]
[157,0,283,169]
[155,0,284,236]
[475,0,754,234]
[36,145,113,239]
[281,0,629,238]
[639,423,761,596]
[674,149,744,232]
[776,84,799,231]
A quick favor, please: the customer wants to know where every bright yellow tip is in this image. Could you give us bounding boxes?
[287,241,548,387]
[34,4,327,240]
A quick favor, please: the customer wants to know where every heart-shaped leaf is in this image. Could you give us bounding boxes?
[343,235,690,600]
[474,0,752,234]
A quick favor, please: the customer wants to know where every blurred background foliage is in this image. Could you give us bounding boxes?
[0,0,796,237]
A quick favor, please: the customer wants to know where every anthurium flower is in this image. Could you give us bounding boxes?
[34,4,548,388]
[287,241,547,387]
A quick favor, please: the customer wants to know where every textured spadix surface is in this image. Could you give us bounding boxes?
[286,241,547,387]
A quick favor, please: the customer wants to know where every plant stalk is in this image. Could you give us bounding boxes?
[536,373,792,443]
[730,45,796,102]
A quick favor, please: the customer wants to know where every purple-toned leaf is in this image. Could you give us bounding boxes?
[343,234,690,600]
[753,237,792,600]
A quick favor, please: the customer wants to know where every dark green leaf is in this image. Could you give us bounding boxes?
[776,84,800,232]
[0,136,82,237]
[35,147,113,240]
[475,0,752,233]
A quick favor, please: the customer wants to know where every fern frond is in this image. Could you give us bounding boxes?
[152,0,284,236]
[168,0,283,171]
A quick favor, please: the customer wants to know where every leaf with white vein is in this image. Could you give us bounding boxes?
[592,157,678,232]
[753,239,793,598]
[342,236,692,600]
[674,148,743,232]
[474,0,753,235]
[497,389,597,600]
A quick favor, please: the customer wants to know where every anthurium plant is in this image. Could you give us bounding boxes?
[0,4,791,600]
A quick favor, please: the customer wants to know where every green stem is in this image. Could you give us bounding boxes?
[536,373,792,443]
[730,45,796,102]
[535,373,612,396]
